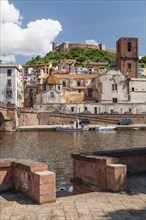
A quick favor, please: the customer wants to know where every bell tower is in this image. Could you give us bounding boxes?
[116,37,138,78]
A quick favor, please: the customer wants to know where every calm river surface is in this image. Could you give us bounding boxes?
[0,130,145,188]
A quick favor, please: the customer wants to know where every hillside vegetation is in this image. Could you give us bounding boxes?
[139,56,146,67]
[25,47,116,67]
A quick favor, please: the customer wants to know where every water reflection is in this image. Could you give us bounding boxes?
[0,130,145,188]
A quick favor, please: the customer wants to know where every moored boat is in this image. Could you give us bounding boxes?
[95,126,116,131]
[56,119,89,132]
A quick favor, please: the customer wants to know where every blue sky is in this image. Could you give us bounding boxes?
[1,0,146,64]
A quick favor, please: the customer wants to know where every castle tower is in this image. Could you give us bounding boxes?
[116,37,138,78]
[52,42,57,51]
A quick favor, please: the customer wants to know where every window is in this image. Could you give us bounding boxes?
[128,42,131,52]
[58,85,60,90]
[128,63,131,69]
[113,98,117,103]
[44,84,46,91]
[7,69,12,76]
[94,107,97,114]
[71,107,74,112]
[78,90,81,93]
[77,81,81,86]
[132,87,134,91]
[50,92,54,98]
[112,84,118,91]
[84,107,87,111]
[7,79,11,86]
[62,81,66,87]
[49,85,53,89]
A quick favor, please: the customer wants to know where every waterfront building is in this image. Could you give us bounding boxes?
[0,63,24,107]
[90,69,146,104]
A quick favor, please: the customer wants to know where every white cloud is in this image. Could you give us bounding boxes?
[1,0,22,24]
[1,0,62,61]
[85,39,99,46]
[0,55,16,64]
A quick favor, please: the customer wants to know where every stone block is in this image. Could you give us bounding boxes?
[32,171,56,204]
[0,158,14,168]
[33,171,55,185]
[106,164,127,192]
[38,192,56,204]
[12,159,48,172]
[0,167,14,191]
[34,183,56,195]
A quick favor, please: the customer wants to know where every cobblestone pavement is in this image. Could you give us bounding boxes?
[0,174,146,220]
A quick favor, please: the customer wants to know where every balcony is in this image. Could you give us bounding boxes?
[6,85,12,96]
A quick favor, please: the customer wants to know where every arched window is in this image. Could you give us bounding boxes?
[62,81,66,87]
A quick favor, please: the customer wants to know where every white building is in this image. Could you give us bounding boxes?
[91,70,146,104]
[0,64,24,107]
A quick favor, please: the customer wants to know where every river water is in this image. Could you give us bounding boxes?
[0,130,145,189]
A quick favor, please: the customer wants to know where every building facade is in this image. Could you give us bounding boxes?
[0,64,24,107]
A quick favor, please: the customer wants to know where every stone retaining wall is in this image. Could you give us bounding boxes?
[71,147,146,195]
[0,159,56,204]
[93,147,146,174]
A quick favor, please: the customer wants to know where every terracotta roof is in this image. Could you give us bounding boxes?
[44,75,61,85]
[55,73,98,79]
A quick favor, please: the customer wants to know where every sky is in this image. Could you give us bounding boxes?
[0,0,145,64]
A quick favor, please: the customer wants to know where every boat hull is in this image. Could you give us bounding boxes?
[96,126,116,131]
[56,127,89,132]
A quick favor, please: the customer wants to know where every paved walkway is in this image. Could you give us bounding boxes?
[0,174,146,220]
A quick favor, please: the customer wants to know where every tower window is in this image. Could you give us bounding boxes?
[128,42,131,52]
[128,63,131,69]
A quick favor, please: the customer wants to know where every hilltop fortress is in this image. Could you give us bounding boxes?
[52,41,116,53]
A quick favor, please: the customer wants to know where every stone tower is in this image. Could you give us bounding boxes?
[116,37,138,78]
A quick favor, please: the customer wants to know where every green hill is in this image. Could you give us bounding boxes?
[25,47,116,67]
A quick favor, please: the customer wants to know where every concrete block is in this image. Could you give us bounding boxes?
[33,171,55,184]
[106,164,127,192]
[39,193,56,204]
[12,159,48,172]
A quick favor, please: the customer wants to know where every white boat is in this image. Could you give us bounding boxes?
[56,119,89,132]
[95,126,116,131]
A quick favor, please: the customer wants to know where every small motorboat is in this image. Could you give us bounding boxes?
[95,126,116,131]
[57,185,73,192]
[56,119,89,132]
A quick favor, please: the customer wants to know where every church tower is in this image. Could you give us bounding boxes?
[116,37,138,78]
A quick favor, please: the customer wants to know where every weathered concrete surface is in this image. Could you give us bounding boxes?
[0,174,146,220]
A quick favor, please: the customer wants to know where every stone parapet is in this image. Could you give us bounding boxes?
[0,158,56,204]
[106,164,127,192]
[71,147,146,195]
[71,153,127,194]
